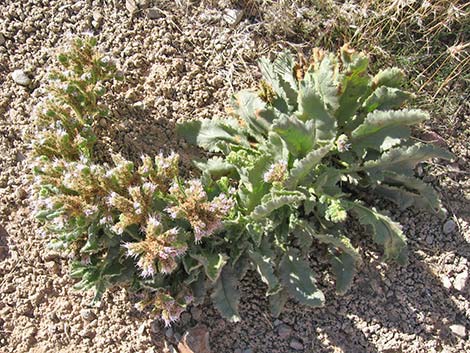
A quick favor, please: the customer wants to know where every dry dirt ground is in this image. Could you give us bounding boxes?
[0,1,469,353]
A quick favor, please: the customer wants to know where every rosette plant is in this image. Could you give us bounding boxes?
[177,45,453,320]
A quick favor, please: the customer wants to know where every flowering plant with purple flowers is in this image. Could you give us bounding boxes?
[33,37,453,326]
[32,36,236,326]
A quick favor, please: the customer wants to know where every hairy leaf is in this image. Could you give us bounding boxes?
[190,252,228,282]
[211,265,241,322]
[348,203,408,265]
[251,191,305,220]
[296,72,336,142]
[286,144,333,188]
[269,288,290,318]
[272,114,314,157]
[177,118,248,152]
[279,249,325,307]
[329,250,357,295]
[363,87,412,112]
[248,249,281,296]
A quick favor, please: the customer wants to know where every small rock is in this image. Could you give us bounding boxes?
[99,118,107,127]
[133,101,145,109]
[449,324,466,338]
[177,325,210,353]
[80,309,97,322]
[181,312,192,326]
[273,319,283,327]
[92,10,103,22]
[289,339,304,350]
[126,0,137,14]
[138,323,146,335]
[277,324,292,339]
[223,9,243,26]
[242,349,253,353]
[443,219,456,234]
[165,327,174,338]
[16,188,27,200]
[12,70,31,86]
[0,33,5,45]
[234,350,242,353]
[425,234,434,245]
[453,270,468,291]
[442,275,452,289]
[148,8,162,19]
[190,306,202,321]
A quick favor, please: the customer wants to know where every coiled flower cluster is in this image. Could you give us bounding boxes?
[166,179,235,242]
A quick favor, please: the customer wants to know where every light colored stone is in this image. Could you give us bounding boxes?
[12,70,31,86]
[453,270,468,291]
[449,324,466,338]
[223,9,243,26]
[442,275,452,289]
[0,33,5,45]
[125,0,137,14]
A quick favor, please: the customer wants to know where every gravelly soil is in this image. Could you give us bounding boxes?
[0,1,469,353]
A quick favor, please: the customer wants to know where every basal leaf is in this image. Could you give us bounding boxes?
[359,143,454,176]
[296,71,336,142]
[211,265,241,322]
[194,156,236,178]
[248,249,281,296]
[352,109,428,139]
[348,202,408,265]
[177,118,248,152]
[269,288,290,318]
[232,90,276,136]
[329,250,356,295]
[279,249,325,307]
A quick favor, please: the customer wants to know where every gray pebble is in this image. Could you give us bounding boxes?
[148,8,162,19]
[289,339,304,350]
[0,33,5,46]
[12,70,31,86]
[425,234,434,245]
[165,327,174,338]
[190,306,202,321]
[242,349,253,353]
[180,312,191,326]
[277,323,292,339]
[443,219,456,234]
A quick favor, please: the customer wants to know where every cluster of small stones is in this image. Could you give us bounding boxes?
[0,1,468,353]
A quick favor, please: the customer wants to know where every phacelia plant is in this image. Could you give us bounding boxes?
[33,38,453,326]
[32,37,236,326]
[177,45,453,320]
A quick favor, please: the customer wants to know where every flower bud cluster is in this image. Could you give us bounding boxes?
[142,291,193,327]
[166,180,235,242]
[124,216,188,277]
[263,160,288,183]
